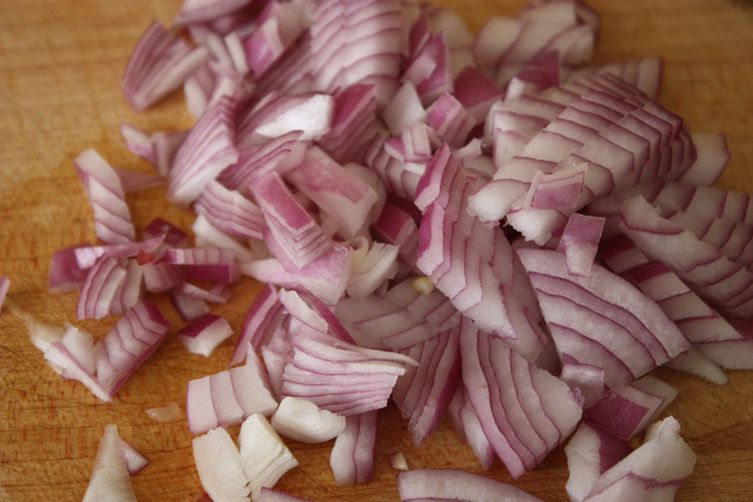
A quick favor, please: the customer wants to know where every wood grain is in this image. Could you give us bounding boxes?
[1,0,753,500]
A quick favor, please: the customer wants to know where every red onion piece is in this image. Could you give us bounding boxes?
[397,468,543,502]
[232,284,285,364]
[559,361,606,408]
[281,331,416,416]
[60,324,96,375]
[319,83,379,164]
[83,425,136,502]
[404,32,451,106]
[620,195,753,317]
[122,21,208,111]
[505,51,561,101]
[192,215,256,263]
[42,337,112,402]
[168,96,239,206]
[239,413,299,497]
[257,488,310,502]
[146,402,183,423]
[565,420,632,502]
[286,147,379,237]
[75,149,135,245]
[0,276,9,310]
[415,146,548,360]
[48,246,89,293]
[178,314,234,357]
[665,346,728,385]
[166,247,239,283]
[171,292,211,322]
[192,427,250,502]
[330,411,378,485]
[364,130,427,201]
[242,0,309,76]
[346,239,400,300]
[556,213,605,277]
[372,202,419,264]
[599,233,753,369]
[460,318,583,479]
[518,247,690,387]
[239,93,334,147]
[115,168,164,194]
[187,356,278,435]
[175,0,253,25]
[389,451,409,471]
[143,218,189,248]
[583,417,696,501]
[271,397,346,443]
[336,278,458,350]
[383,82,426,136]
[194,180,265,240]
[142,262,183,293]
[76,258,129,320]
[70,237,165,271]
[120,124,155,163]
[392,328,460,445]
[118,437,148,475]
[447,386,495,470]
[585,375,677,440]
[453,66,503,124]
[425,92,475,148]
[95,301,170,397]
[566,57,664,101]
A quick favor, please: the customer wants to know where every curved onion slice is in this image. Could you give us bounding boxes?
[319,84,379,164]
[330,411,378,485]
[240,414,299,497]
[679,132,730,186]
[566,57,664,101]
[518,248,689,388]
[620,196,753,317]
[585,376,676,440]
[599,233,753,369]
[447,386,495,470]
[257,488,310,502]
[146,402,183,423]
[425,93,475,148]
[286,147,379,237]
[346,239,399,300]
[187,355,278,435]
[556,213,605,277]
[178,314,234,357]
[168,96,239,206]
[415,146,547,360]
[460,318,583,479]
[166,247,239,284]
[392,328,460,445]
[171,292,211,322]
[565,421,632,502]
[665,347,728,385]
[559,361,606,409]
[75,149,135,245]
[95,301,170,397]
[122,21,208,111]
[397,468,543,502]
[232,284,285,363]
[193,427,250,502]
[383,82,426,135]
[83,425,136,502]
[76,258,129,320]
[271,397,346,443]
[583,417,696,502]
[194,181,265,240]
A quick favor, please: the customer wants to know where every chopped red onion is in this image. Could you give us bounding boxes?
[142,262,183,293]
[166,247,239,283]
[42,336,112,402]
[76,258,129,320]
[239,413,299,497]
[175,0,254,25]
[560,361,606,409]
[242,0,309,75]
[168,96,239,206]
[460,319,583,479]
[404,32,451,106]
[389,451,409,471]
[346,239,400,300]
[566,57,664,100]
[447,386,495,470]
[192,427,250,502]
[271,397,346,443]
[146,402,183,423]
[286,147,379,237]
[518,248,689,388]
[75,149,135,245]
[192,215,256,263]
[620,196,753,317]
[397,468,543,502]
[120,124,155,163]
[425,92,475,148]
[392,328,460,445]
[171,292,211,321]
[95,301,170,397]
[122,21,208,111]
[319,83,379,164]
[565,421,632,502]
[48,246,89,293]
[60,324,96,375]
[232,284,285,363]
[239,93,334,146]
[453,66,503,124]
[557,213,605,277]
[383,82,426,136]
[330,411,378,485]
[0,276,9,311]
[372,202,419,264]
[665,347,728,385]
[194,180,265,240]
[178,314,234,357]
[115,168,164,194]
[143,218,189,248]
[599,233,753,369]
[505,51,560,101]
[415,146,548,360]
[118,437,149,475]
[585,375,677,440]
[83,425,136,502]
[582,416,696,501]
[335,278,458,350]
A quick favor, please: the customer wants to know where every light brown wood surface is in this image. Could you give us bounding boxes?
[1,0,753,500]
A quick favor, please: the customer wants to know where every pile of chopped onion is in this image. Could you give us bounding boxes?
[17,0,753,500]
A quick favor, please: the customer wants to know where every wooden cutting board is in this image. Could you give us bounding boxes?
[2,0,753,500]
